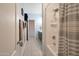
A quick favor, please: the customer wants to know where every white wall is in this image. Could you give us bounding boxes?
[43,3,59,56]
[16,3,24,43]
[15,3,27,56]
[22,3,42,37]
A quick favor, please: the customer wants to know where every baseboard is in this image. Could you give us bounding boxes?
[11,50,16,56]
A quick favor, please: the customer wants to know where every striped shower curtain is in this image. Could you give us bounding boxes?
[58,3,79,56]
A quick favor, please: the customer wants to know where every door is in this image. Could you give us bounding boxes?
[28,20,35,40]
[0,3,16,56]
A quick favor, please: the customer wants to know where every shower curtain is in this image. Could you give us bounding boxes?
[58,3,79,56]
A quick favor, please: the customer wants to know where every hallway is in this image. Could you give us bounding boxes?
[1,3,79,56]
[23,38,43,56]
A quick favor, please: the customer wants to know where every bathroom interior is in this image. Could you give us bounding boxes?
[0,3,79,56]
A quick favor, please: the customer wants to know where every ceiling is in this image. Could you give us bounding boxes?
[22,3,42,15]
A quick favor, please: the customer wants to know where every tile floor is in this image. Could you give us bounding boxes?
[23,36,43,56]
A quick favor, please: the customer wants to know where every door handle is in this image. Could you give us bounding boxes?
[17,41,23,47]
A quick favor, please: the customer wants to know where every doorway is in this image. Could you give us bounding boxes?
[23,3,43,56]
